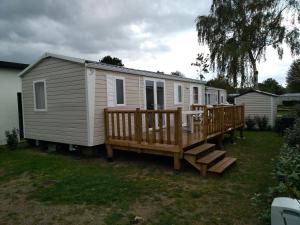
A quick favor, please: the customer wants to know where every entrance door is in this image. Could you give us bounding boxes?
[145,79,165,127]
[17,92,24,139]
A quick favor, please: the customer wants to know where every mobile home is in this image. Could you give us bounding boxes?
[20,53,210,147]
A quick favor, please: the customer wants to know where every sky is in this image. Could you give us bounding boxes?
[0,0,298,86]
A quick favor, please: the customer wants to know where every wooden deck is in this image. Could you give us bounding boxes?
[104,105,245,175]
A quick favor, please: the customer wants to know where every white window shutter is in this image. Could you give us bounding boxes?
[107,76,115,107]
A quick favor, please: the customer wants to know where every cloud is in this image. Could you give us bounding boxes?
[0,0,296,85]
[0,0,210,63]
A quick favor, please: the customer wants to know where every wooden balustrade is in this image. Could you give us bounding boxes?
[104,105,245,151]
[104,108,182,147]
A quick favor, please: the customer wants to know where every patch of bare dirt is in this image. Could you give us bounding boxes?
[127,195,174,224]
[0,175,109,225]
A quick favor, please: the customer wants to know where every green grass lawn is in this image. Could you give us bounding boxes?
[0,131,282,225]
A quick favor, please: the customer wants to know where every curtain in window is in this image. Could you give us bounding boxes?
[35,82,45,109]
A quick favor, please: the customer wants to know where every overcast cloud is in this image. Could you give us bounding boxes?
[0,0,298,85]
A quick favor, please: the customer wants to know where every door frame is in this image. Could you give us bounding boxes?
[143,78,166,110]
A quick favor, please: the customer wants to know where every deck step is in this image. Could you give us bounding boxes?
[184,143,215,156]
[197,150,226,165]
[208,157,237,174]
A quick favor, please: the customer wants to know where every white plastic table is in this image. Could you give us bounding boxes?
[182,110,203,133]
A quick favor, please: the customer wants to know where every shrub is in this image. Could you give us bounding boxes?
[295,104,300,117]
[255,115,268,131]
[254,117,300,224]
[275,115,296,134]
[245,116,256,130]
[5,128,19,150]
[282,100,300,107]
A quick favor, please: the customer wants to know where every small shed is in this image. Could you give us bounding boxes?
[234,90,278,127]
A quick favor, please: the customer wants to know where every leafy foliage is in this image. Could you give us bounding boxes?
[206,75,236,93]
[286,59,300,93]
[245,115,256,130]
[100,55,124,67]
[196,0,300,88]
[171,71,185,77]
[191,53,210,80]
[5,128,18,150]
[255,115,269,131]
[258,78,285,95]
[275,115,295,134]
[254,118,300,224]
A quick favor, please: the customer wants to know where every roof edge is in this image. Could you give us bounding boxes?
[235,89,279,98]
[86,62,207,84]
[18,52,85,77]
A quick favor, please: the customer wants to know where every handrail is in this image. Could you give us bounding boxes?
[104,107,183,148]
[104,105,245,148]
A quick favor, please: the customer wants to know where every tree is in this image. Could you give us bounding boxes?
[191,53,210,80]
[100,56,124,67]
[286,59,300,93]
[171,71,185,77]
[206,75,235,93]
[196,0,300,88]
[258,78,285,95]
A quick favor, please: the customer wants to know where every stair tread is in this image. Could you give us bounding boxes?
[184,143,215,155]
[197,150,226,164]
[208,157,237,173]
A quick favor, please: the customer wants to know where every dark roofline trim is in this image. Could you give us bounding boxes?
[234,89,279,98]
[87,62,206,84]
[0,61,28,69]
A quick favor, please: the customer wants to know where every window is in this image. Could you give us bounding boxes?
[116,79,124,105]
[33,80,47,111]
[174,83,183,104]
[106,75,126,107]
[193,86,198,104]
[221,96,224,103]
[205,93,211,105]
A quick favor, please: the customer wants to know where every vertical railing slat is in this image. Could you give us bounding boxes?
[159,111,163,143]
[128,112,132,140]
[122,113,126,139]
[145,111,150,143]
[111,112,115,138]
[167,112,171,144]
[152,111,156,143]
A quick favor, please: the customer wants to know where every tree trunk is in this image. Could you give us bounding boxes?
[249,51,258,89]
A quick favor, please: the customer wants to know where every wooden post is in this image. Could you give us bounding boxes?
[177,107,183,156]
[136,108,142,144]
[104,108,109,141]
[203,105,208,143]
[221,106,225,137]
[240,104,245,139]
[174,152,181,170]
[106,144,113,161]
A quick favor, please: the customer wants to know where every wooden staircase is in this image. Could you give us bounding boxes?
[184,143,237,176]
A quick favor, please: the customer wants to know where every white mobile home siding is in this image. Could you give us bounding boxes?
[22,58,88,145]
[234,92,277,127]
[92,68,204,145]
[0,68,22,144]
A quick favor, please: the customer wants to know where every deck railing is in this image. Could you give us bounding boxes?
[104,108,182,148]
[104,105,244,149]
[191,104,245,137]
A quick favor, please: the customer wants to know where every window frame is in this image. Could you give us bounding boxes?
[174,83,183,104]
[207,93,211,104]
[193,86,199,104]
[115,77,126,106]
[33,79,47,112]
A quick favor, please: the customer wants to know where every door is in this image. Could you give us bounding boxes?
[145,79,165,128]
[17,92,24,139]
